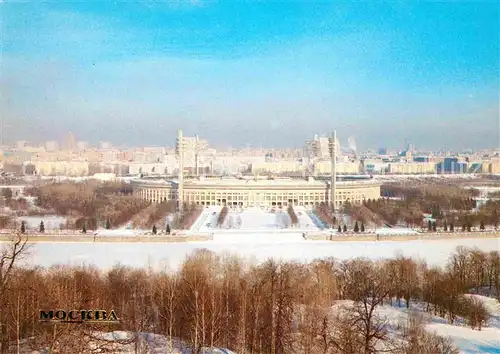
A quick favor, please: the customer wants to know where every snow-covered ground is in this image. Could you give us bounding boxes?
[375,295,500,354]
[191,206,318,242]
[195,206,318,232]
[442,294,500,353]
[373,174,481,181]
[20,237,500,272]
[212,232,306,243]
[17,331,236,354]
[94,228,137,236]
[18,216,68,230]
[374,227,420,235]
[190,206,220,232]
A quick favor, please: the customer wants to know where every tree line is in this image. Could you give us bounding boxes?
[28,182,149,230]
[340,196,499,231]
[2,237,498,353]
[4,182,207,232]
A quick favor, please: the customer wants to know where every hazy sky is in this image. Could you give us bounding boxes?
[2,1,499,150]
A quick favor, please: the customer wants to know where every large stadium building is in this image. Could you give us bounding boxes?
[131,176,381,208]
[131,129,380,209]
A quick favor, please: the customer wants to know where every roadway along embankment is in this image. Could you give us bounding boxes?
[0,231,499,243]
[306,231,500,242]
[0,233,213,243]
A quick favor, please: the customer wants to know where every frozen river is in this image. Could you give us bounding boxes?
[16,237,500,271]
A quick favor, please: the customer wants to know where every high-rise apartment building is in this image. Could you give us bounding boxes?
[15,141,28,150]
[306,134,340,159]
[45,141,59,152]
[76,141,89,150]
[62,132,77,151]
[175,134,209,174]
[100,141,112,149]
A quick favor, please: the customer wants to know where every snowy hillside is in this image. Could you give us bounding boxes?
[427,294,500,354]
[18,331,236,354]
[17,296,499,354]
[332,295,500,354]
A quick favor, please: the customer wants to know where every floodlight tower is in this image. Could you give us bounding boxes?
[195,134,199,177]
[176,129,184,213]
[329,131,337,211]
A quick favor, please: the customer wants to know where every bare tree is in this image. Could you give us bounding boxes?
[341,259,392,353]
[0,233,29,354]
[397,313,459,354]
[0,234,29,293]
[486,251,500,298]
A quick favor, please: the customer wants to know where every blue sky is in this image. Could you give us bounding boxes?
[2,1,498,150]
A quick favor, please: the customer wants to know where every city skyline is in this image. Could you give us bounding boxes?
[7,131,499,154]
[2,2,498,150]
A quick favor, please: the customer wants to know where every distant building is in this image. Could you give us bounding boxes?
[362,159,389,174]
[486,158,500,174]
[15,141,28,150]
[63,132,77,151]
[305,134,340,159]
[413,156,430,163]
[129,163,169,176]
[400,149,412,159]
[469,162,484,173]
[33,161,90,176]
[76,141,89,150]
[313,161,361,175]
[388,162,436,174]
[437,157,468,174]
[175,134,209,173]
[100,141,112,149]
[378,148,387,155]
[251,161,303,174]
[45,141,59,152]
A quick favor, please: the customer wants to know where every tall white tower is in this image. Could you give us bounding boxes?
[329,131,337,211]
[176,129,184,213]
[195,134,199,177]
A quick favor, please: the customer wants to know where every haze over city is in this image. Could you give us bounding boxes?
[2,2,498,150]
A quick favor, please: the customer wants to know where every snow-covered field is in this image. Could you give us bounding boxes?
[21,237,500,272]
[194,206,318,233]
[189,206,319,242]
